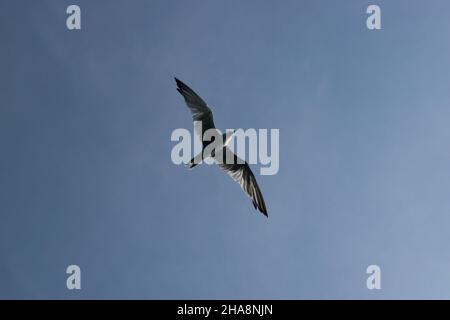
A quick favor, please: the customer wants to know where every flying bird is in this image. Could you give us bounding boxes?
[175,78,268,217]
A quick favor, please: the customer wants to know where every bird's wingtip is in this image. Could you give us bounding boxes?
[174,77,185,86]
[255,204,268,217]
[174,78,186,93]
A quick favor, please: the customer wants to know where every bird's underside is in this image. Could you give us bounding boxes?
[175,77,268,217]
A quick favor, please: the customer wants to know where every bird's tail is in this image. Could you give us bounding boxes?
[186,152,203,169]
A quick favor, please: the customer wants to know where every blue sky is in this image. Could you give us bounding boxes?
[1,0,450,299]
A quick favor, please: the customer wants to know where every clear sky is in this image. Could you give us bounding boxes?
[1,0,450,299]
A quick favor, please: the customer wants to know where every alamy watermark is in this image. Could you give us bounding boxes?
[366,265,381,290]
[66,264,81,290]
[171,121,279,175]
[66,5,81,30]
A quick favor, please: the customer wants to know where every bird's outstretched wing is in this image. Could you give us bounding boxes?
[216,148,268,217]
[175,78,216,138]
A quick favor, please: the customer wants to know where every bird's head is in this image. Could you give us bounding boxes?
[223,129,235,146]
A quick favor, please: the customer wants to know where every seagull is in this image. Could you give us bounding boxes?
[175,78,268,217]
